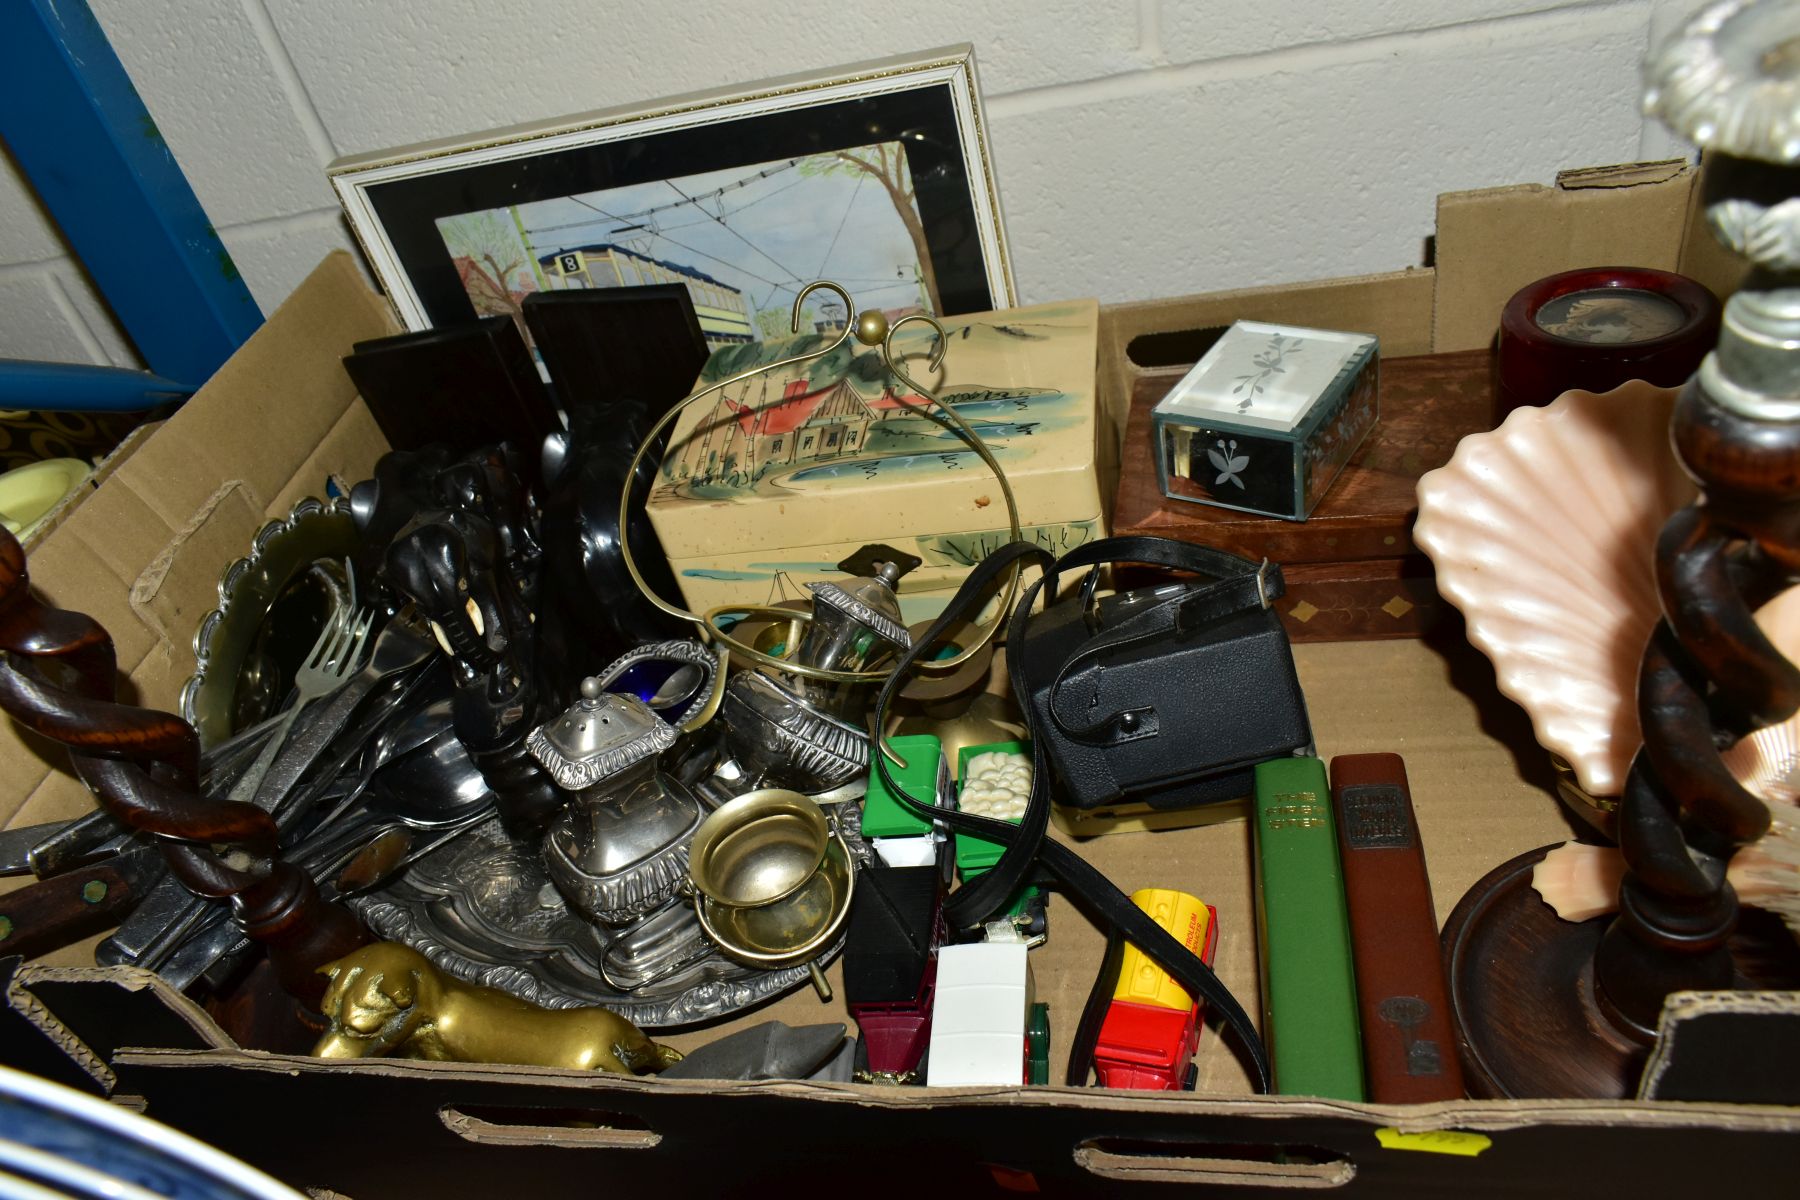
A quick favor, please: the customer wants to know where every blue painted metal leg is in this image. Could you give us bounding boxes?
[0,362,195,412]
[0,0,262,388]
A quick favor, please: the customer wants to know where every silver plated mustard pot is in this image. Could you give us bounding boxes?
[527,678,707,930]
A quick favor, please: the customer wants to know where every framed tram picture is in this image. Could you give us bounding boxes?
[328,47,1015,351]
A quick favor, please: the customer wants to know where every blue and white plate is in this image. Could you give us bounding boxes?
[0,1066,302,1200]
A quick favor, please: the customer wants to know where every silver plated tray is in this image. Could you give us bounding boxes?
[181,496,357,747]
[348,814,839,1029]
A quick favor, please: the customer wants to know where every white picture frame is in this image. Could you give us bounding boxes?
[328,46,1015,338]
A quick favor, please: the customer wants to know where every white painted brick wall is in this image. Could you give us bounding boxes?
[1156,0,1618,63]
[997,3,1654,302]
[0,0,1707,369]
[0,145,138,366]
[0,272,113,365]
[264,0,1149,152]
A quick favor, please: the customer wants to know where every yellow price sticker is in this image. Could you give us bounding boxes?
[1374,1128,1493,1157]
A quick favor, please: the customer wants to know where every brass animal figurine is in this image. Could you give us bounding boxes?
[313,942,681,1074]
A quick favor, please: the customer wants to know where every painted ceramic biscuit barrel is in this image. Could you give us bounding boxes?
[646,300,1107,624]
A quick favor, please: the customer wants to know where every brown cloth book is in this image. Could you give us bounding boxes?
[1329,752,1467,1102]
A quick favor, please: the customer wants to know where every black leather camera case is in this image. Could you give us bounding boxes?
[1013,541,1312,811]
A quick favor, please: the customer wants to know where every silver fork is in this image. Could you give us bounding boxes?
[148,614,438,983]
[128,609,373,978]
[224,606,374,811]
[264,608,438,830]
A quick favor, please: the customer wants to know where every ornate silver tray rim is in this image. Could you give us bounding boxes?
[179,495,356,747]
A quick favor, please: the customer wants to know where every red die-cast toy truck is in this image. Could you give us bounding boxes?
[1092,888,1218,1090]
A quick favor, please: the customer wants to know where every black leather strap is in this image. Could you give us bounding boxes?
[868,535,1273,1093]
[1060,535,1275,588]
[1068,927,1126,1087]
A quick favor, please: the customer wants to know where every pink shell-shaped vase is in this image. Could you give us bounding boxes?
[1414,381,1696,798]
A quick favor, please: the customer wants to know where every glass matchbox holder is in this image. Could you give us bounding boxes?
[1151,321,1379,521]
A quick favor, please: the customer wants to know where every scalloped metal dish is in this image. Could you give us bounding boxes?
[180,497,358,748]
[347,814,839,1029]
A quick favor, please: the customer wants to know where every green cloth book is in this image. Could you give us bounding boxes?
[1252,756,1366,1101]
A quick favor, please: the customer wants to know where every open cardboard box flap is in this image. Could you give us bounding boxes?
[1092,159,1747,507]
[3,959,1798,1198]
[1431,160,1746,353]
[0,254,397,832]
[2,167,1797,1197]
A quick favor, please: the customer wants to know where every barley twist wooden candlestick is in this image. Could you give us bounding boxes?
[1443,0,1800,1097]
[1598,304,1800,1035]
[0,525,365,1004]
[1443,292,1800,1099]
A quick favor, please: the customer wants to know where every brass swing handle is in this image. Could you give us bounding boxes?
[616,281,1021,685]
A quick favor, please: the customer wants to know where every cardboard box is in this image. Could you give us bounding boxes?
[6,631,1797,1196]
[1096,159,1745,469]
[0,253,398,838]
[647,300,1106,624]
[1100,160,1748,642]
[0,161,1729,826]
[3,171,1798,1198]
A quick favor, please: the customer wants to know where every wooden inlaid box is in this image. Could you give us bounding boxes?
[1116,349,1495,642]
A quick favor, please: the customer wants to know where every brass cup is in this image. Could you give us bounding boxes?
[687,790,855,999]
[714,600,810,664]
[688,789,830,908]
[696,837,854,967]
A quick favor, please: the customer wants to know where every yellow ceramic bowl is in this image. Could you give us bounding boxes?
[0,458,90,540]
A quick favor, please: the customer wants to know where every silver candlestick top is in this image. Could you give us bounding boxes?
[1699,287,1800,422]
[1644,0,1800,163]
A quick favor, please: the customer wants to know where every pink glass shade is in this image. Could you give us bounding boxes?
[1721,585,1800,806]
[1414,381,1696,799]
[1536,588,1800,924]
[1719,582,1800,925]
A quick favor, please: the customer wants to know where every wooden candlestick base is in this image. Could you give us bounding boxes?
[1449,2,1800,1106]
[203,955,331,1056]
[1444,847,1640,1099]
[1444,845,1800,1099]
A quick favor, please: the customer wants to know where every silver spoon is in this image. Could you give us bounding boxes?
[286,722,496,881]
[644,663,705,711]
[303,694,457,835]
